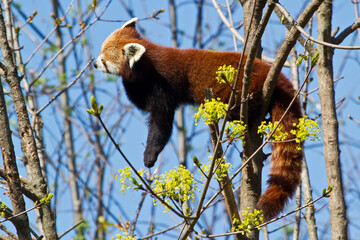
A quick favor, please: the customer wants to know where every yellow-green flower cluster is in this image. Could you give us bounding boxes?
[231,208,263,234]
[225,120,247,141]
[112,233,136,240]
[196,158,210,182]
[291,116,321,150]
[214,159,233,182]
[116,167,146,194]
[257,117,321,150]
[216,64,238,84]
[0,201,8,218]
[196,157,233,182]
[97,216,112,234]
[152,165,197,207]
[194,98,228,125]
[116,165,197,211]
[257,121,288,141]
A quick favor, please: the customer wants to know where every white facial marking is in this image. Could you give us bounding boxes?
[106,61,120,75]
[121,17,138,29]
[94,55,107,73]
[94,54,119,75]
[123,43,146,68]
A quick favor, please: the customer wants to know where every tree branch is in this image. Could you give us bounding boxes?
[333,17,360,44]
[0,2,58,238]
[274,1,360,50]
[317,0,349,238]
[262,0,325,116]
[0,4,32,239]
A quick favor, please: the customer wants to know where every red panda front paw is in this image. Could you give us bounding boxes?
[144,150,157,168]
[144,159,155,168]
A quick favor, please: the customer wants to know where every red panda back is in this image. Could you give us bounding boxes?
[185,50,267,104]
[184,50,303,219]
[135,45,303,219]
[183,50,303,219]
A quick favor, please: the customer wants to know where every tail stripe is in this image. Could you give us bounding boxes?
[256,79,303,220]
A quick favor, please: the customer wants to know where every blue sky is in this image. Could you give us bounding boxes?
[4,0,360,239]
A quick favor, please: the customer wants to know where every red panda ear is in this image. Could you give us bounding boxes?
[123,43,146,68]
[121,18,138,29]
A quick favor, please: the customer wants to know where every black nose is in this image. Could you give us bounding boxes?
[93,62,97,68]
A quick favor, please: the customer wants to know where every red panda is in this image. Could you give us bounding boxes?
[94,18,303,220]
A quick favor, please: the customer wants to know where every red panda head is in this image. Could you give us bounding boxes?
[94,18,146,76]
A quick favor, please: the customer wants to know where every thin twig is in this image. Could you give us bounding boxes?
[274,1,360,50]
[30,0,112,87]
[24,0,74,65]
[58,220,84,239]
[194,193,326,238]
[138,221,185,240]
[96,115,188,219]
[130,192,147,236]
[35,58,93,115]
[24,26,58,66]
[0,203,41,224]
[304,76,343,95]
[210,0,245,43]
[347,114,360,125]
[226,0,238,51]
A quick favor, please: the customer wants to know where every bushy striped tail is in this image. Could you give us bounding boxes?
[256,80,303,221]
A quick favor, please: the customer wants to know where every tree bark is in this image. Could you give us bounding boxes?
[238,1,267,240]
[0,40,31,239]
[0,2,57,239]
[240,0,267,57]
[206,113,241,240]
[317,0,349,239]
[52,1,84,238]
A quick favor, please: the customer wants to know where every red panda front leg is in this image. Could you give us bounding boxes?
[143,107,175,168]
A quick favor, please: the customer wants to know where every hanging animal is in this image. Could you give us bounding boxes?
[94,18,303,220]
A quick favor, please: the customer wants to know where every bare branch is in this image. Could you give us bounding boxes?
[36,58,93,115]
[274,1,360,50]
[30,0,112,87]
[210,0,245,44]
[347,114,360,125]
[317,1,349,238]
[194,192,328,238]
[0,4,33,238]
[262,0,324,116]
[58,220,84,239]
[0,2,57,238]
[333,17,360,44]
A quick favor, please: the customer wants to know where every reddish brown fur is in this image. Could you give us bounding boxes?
[95,22,303,220]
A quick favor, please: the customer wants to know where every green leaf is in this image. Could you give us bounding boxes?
[311,51,319,67]
[193,156,202,168]
[87,96,104,117]
[90,95,98,110]
[322,185,333,197]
